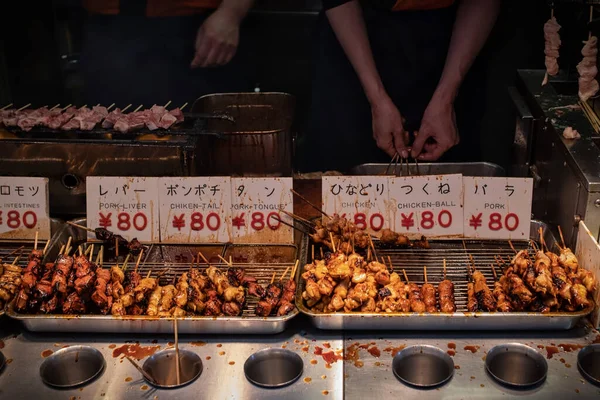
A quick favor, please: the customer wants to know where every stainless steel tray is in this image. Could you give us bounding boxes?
[349,162,505,176]
[295,221,593,330]
[7,219,305,334]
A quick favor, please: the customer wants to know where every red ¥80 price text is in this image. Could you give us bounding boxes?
[400,210,453,230]
[335,213,385,232]
[232,211,282,231]
[0,210,38,229]
[98,212,148,232]
[468,212,519,231]
[171,212,221,232]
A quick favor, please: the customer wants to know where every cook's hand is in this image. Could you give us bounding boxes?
[191,8,240,68]
[371,96,409,158]
[411,97,459,161]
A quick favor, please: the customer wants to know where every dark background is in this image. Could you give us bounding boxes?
[0,0,597,172]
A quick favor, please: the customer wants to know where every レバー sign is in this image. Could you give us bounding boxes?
[462,177,533,239]
[231,177,294,243]
[159,177,232,243]
[86,177,160,242]
[0,177,50,240]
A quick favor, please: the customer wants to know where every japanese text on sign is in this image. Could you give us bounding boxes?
[389,174,464,237]
[322,176,390,234]
[231,177,294,243]
[86,177,160,242]
[159,177,232,243]
[0,177,50,240]
[462,177,533,239]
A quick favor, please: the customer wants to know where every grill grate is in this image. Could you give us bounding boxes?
[0,241,49,270]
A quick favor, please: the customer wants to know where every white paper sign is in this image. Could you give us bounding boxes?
[86,177,160,242]
[322,176,391,234]
[158,177,232,243]
[231,178,294,243]
[0,177,50,240]
[462,177,533,239]
[389,174,464,238]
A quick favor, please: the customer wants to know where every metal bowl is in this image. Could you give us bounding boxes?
[392,345,454,389]
[244,348,304,388]
[485,343,547,388]
[39,345,105,388]
[577,344,600,387]
[142,349,202,389]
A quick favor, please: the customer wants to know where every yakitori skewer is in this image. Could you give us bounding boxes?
[1,103,13,110]
[17,103,31,112]
[34,232,38,251]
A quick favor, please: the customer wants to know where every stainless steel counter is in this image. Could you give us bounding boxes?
[0,316,343,400]
[343,323,600,400]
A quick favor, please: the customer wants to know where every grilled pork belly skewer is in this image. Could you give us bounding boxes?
[491,263,512,312]
[438,259,456,313]
[422,266,437,313]
[15,234,43,312]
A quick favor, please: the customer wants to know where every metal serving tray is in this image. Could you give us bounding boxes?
[6,219,304,334]
[295,221,593,330]
[349,162,505,177]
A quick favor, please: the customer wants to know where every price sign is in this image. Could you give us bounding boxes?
[322,176,390,234]
[389,174,464,238]
[0,177,50,240]
[159,177,232,243]
[463,177,533,239]
[231,178,294,243]
[86,177,160,242]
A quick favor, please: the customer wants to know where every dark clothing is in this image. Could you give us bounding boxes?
[80,14,251,106]
[83,0,222,16]
[322,0,456,11]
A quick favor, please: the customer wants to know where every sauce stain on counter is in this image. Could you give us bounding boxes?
[304,377,312,383]
[219,351,226,356]
[112,344,161,360]
[141,385,148,391]
[41,350,53,358]
[447,342,456,350]
[191,341,207,347]
[108,344,116,349]
[216,344,223,348]
[311,359,318,365]
[206,356,211,360]
[368,346,381,358]
[464,345,480,353]
[454,365,461,370]
[322,390,329,396]
[447,350,456,357]
[546,346,560,359]
[315,346,343,364]
[6,358,13,364]
[384,345,406,357]
[125,377,133,382]
[323,343,331,349]
[559,344,583,352]
[229,361,235,365]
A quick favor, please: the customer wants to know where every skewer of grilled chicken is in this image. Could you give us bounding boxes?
[422,266,437,313]
[438,259,456,313]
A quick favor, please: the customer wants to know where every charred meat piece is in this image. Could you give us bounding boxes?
[51,255,74,294]
[407,283,426,313]
[472,271,496,311]
[222,301,241,316]
[62,292,86,314]
[438,280,456,313]
[422,282,437,313]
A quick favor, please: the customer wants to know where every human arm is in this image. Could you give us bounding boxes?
[191,0,255,68]
[326,0,409,158]
[411,0,501,160]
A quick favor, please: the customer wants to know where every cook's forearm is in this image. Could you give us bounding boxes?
[326,0,387,104]
[217,0,255,23]
[433,0,500,103]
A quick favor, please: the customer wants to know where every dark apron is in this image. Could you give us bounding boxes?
[80,13,252,107]
[301,3,483,172]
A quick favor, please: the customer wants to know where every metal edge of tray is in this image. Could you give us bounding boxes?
[294,220,594,330]
[6,220,308,334]
[348,162,505,177]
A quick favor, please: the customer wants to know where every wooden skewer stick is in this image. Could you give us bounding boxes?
[291,259,299,280]
[95,246,102,264]
[443,259,447,280]
[106,103,115,111]
[290,189,330,218]
[368,235,378,263]
[147,270,152,278]
[49,103,60,111]
[64,237,72,255]
[508,240,517,254]
[156,267,170,278]
[217,255,232,266]
[78,245,84,256]
[61,104,72,111]
[134,251,143,273]
[87,244,95,258]
[198,252,210,265]
[122,104,132,113]
[320,247,324,259]
[133,104,143,113]
[402,269,410,284]
[491,264,498,281]
[99,246,104,267]
[164,100,172,108]
[126,356,156,384]
[1,103,13,110]
[367,246,371,262]
[17,103,31,111]
[329,232,337,253]
[538,227,547,252]
[270,271,276,284]
[122,254,131,272]
[174,317,181,385]
[311,245,315,263]
[387,255,393,273]
[58,245,65,256]
[414,157,420,176]
[280,265,291,281]
[229,256,232,266]
[557,225,566,249]
[180,102,188,111]
[34,231,38,251]
[424,266,428,284]
[11,256,20,266]
[42,239,50,256]
[115,238,119,258]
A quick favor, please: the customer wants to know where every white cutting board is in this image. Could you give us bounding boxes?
[575,220,600,328]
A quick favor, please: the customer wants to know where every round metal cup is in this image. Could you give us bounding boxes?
[244,348,304,388]
[392,345,454,389]
[142,349,202,389]
[577,344,600,387]
[40,345,105,388]
[485,343,547,388]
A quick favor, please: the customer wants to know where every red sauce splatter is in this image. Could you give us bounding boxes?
[140,385,148,391]
[358,344,370,349]
[560,358,566,363]
[311,359,318,365]
[375,362,381,366]
[368,346,381,358]
[108,344,116,349]
[447,343,456,350]
[383,345,406,357]
[304,377,312,383]
[559,344,583,352]
[537,345,545,349]
[323,351,342,364]
[565,363,571,368]
[455,365,461,369]
[125,377,132,382]
[302,346,309,352]
[112,344,160,360]
[41,350,53,358]
[480,384,485,388]
[325,363,332,369]
[546,346,560,359]
[344,343,363,367]
[323,343,331,348]
[229,361,235,365]
[447,350,456,356]
[191,341,206,347]
[206,356,211,360]
[464,345,480,353]
[6,359,12,364]
[219,351,225,356]
[216,344,222,348]
[322,390,329,396]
